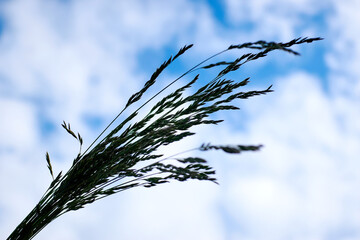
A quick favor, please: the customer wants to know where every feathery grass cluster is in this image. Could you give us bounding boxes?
[7,37,322,240]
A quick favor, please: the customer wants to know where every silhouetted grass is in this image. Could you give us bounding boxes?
[7,37,322,240]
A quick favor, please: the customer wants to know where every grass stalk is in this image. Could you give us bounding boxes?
[7,37,322,240]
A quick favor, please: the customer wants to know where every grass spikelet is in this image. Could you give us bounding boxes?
[61,121,78,140]
[45,152,54,180]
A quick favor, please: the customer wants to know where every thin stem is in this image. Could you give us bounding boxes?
[85,147,199,197]
[80,49,228,158]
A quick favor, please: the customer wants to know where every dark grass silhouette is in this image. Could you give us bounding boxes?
[7,37,322,240]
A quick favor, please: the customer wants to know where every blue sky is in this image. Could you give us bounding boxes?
[1,0,359,240]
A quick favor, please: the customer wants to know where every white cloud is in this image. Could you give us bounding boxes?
[217,71,360,239]
[0,99,49,238]
[0,98,38,149]
[326,0,360,138]
[224,0,328,40]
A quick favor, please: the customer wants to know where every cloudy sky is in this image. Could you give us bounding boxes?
[0,0,359,239]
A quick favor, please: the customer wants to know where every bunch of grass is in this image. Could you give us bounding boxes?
[7,37,322,240]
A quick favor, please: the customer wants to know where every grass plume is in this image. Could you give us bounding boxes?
[7,37,322,240]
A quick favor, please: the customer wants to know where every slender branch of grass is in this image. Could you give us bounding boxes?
[7,37,322,240]
[80,48,226,159]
